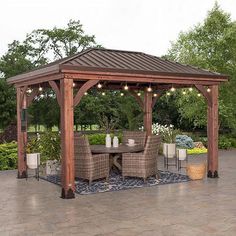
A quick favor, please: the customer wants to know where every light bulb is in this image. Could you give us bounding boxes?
[170,87,175,92]
[167,92,171,96]
[28,88,32,94]
[97,83,102,89]
[137,92,141,96]
[182,91,186,95]
[207,88,211,92]
[124,84,129,90]
[147,86,152,92]
[120,92,124,96]
[40,94,44,98]
[189,87,193,92]
[153,93,157,97]
[197,93,201,97]
[84,92,88,95]
[102,92,105,96]
[39,86,43,91]
[73,82,76,87]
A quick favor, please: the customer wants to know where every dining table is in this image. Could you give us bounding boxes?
[90,144,144,171]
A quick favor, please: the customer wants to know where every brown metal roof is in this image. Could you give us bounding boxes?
[7,48,228,84]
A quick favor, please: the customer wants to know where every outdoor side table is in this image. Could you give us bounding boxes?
[177,149,188,171]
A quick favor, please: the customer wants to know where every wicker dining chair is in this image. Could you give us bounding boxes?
[122,135,161,182]
[122,130,147,147]
[74,135,110,185]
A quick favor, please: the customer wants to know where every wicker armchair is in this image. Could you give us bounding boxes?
[74,135,109,185]
[122,131,147,147]
[122,135,161,181]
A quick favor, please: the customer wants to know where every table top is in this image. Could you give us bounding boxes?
[90,144,144,154]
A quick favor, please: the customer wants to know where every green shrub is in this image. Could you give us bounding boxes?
[187,147,207,155]
[218,136,232,149]
[87,133,122,145]
[0,142,18,170]
[39,131,61,164]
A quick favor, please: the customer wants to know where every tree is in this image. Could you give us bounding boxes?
[167,3,236,131]
[0,20,100,130]
[26,20,99,60]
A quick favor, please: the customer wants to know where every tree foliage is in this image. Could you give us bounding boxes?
[167,3,236,130]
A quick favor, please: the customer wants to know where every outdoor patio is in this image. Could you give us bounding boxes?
[1,149,235,236]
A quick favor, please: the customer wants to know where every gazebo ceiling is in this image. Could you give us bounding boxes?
[7,48,228,86]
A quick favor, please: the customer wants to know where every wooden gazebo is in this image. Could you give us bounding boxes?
[7,48,228,199]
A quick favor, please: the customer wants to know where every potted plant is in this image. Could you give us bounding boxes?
[39,131,61,175]
[176,135,194,160]
[26,137,40,169]
[152,123,178,158]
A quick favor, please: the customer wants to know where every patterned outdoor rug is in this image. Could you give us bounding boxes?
[40,170,190,195]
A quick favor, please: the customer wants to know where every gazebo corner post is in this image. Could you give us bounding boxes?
[207,85,219,178]
[60,78,75,199]
[144,91,153,136]
[16,87,28,178]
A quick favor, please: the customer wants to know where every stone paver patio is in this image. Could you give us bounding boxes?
[0,150,236,236]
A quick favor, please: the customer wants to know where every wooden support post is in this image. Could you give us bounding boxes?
[16,87,27,178]
[207,85,219,178]
[60,78,75,199]
[144,91,153,136]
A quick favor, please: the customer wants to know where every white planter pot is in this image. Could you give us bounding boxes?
[26,153,40,169]
[177,149,187,160]
[163,143,176,158]
[46,160,59,175]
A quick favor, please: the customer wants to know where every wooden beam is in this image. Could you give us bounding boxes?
[129,90,144,111]
[73,80,99,107]
[49,80,61,106]
[16,87,27,178]
[195,85,212,106]
[207,85,219,178]
[60,78,75,199]
[144,91,153,136]
[14,73,64,88]
[64,71,225,85]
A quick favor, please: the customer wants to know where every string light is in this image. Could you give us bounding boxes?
[27,88,32,94]
[166,92,171,96]
[97,83,102,89]
[189,87,193,92]
[39,85,43,92]
[102,92,106,96]
[73,82,76,87]
[207,88,211,93]
[124,84,129,90]
[197,93,201,97]
[147,84,152,92]
[40,94,44,98]
[182,91,186,95]
[170,86,175,92]
[84,92,88,95]
[137,92,141,96]
[153,93,158,97]
[120,92,124,96]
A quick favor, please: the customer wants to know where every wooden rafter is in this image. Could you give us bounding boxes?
[27,89,39,107]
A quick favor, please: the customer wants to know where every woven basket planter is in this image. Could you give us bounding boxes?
[187,163,206,180]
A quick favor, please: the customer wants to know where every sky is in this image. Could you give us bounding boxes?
[0,0,236,57]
